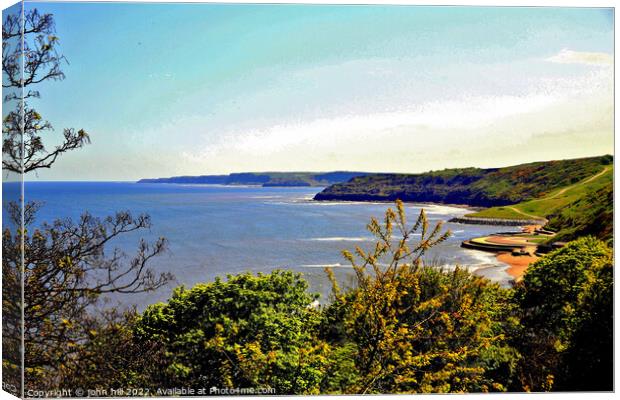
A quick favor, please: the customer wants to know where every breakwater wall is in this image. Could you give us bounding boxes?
[449,216,546,226]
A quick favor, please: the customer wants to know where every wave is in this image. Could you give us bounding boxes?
[410,204,472,215]
[297,200,399,206]
[270,200,474,220]
[173,183,263,188]
[437,263,477,272]
[461,249,501,266]
[299,263,350,268]
[304,237,374,242]
[433,250,508,272]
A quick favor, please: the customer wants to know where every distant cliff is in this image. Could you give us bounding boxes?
[314,155,613,207]
[138,171,370,187]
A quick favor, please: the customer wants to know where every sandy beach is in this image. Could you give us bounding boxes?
[497,226,543,279]
[497,252,539,280]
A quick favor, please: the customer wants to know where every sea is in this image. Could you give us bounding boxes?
[5,182,514,309]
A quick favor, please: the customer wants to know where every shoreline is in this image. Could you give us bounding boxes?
[128,184,516,223]
[312,199,539,226]
[312,197,481,210]
[312,198,475,206]
[497,252,539,280]
[470,261,513,287]
[464,225,545,282]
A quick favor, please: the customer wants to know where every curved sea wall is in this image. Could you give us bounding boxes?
[461,239,526,252]
[449,216,546,226]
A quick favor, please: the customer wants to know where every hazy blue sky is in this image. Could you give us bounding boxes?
[16,3,614,180]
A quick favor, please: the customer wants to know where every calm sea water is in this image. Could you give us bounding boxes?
[10,182,512,308]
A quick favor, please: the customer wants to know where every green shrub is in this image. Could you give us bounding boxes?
[135,270,329,394]
[515,237,613,391]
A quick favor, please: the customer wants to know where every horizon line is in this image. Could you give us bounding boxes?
[15,152,613,183]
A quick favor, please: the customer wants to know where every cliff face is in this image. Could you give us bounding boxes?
[314,155,613,207]
[313,192,514,207]
[313,178,515,207]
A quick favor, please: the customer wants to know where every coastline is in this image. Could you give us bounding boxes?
[465,250,536,285]
[497,252,538,281]
[470,261,513,287]
[311,198,542,282]
[312,198,474,206]
[463,224,546,283]
[312,198,542,227]
[299,198,480,213]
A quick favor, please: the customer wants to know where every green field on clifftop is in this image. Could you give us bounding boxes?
[468,165,612,219]
[467,165,613,241]
[315,155,612,207]
[315,155,613,241]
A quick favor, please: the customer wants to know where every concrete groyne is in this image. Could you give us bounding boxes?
[449,216,547,226]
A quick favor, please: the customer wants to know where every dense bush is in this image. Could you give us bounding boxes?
[123,206,613,394]
[514,237,613,391]
[11,201,613,394]
[134,270,329,394]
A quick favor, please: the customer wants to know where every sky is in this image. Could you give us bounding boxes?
[10,3,615,181]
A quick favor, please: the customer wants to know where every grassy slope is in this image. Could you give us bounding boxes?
[315,155,612,207]
[546,180,613,242]
[468,166,612,220]
[468,166,613,242]
[314,155,613,241]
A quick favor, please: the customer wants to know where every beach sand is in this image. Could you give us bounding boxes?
[494,226,544,280]
[497,251,539,280]
[522,225,543,234]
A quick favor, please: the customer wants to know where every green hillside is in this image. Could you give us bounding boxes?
[545,181,613,242]
[314,155,613,241]
[464,165,612,241]
[314,155,612,207]
[468,165,612,219]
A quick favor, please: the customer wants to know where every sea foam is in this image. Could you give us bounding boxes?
[304,237,374,242]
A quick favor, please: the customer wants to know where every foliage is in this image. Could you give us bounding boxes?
[134,270,330,394]
[1,207,22,394]
[51,309,169,391]
[320,201,518,393]
[315,155,611,207]
[5,196,612,394]
[2,7,91,394]
[514,237,613,391]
